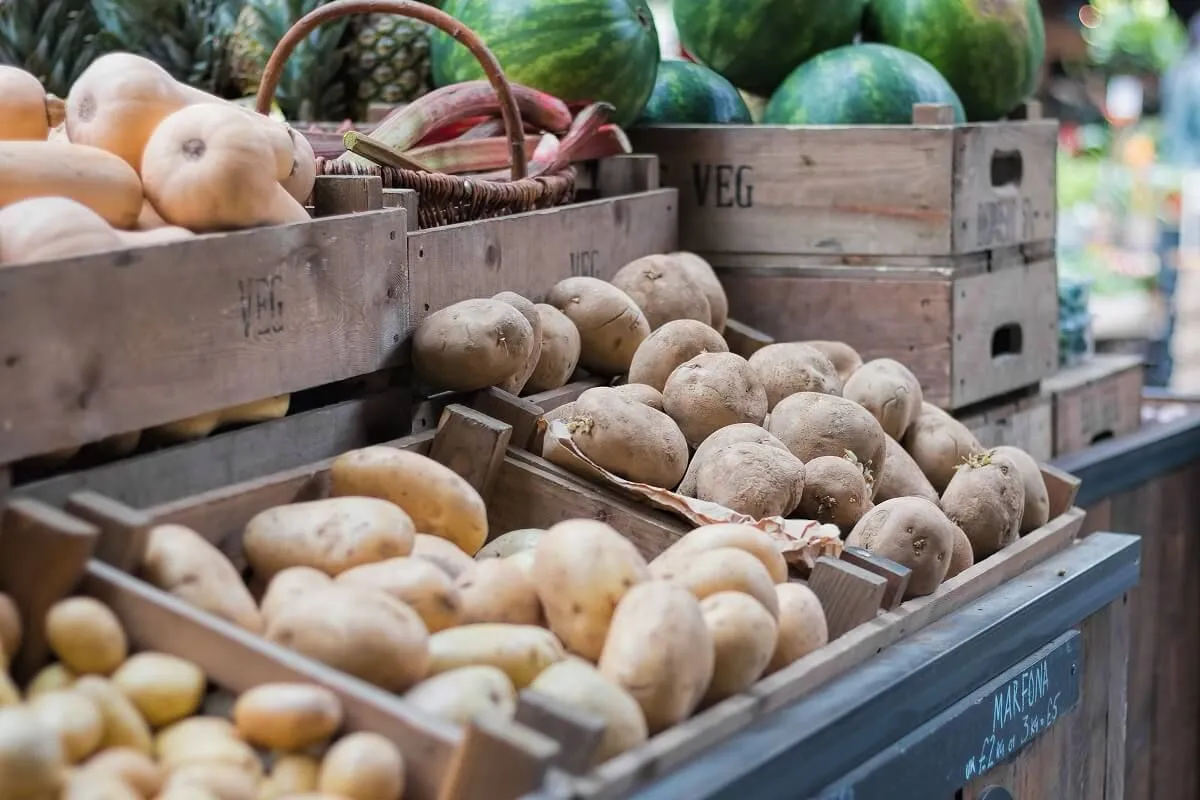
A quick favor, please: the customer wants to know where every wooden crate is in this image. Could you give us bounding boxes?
[627,104,1057,259]
[1044,354,1145,457]
[957,389,1054,463]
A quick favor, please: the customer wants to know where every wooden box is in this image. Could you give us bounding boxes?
[1044,354,1145,457]
[957,389,1054,463]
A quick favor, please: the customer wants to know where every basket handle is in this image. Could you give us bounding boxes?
[254,0,528,180]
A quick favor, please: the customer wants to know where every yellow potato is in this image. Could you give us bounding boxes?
[475,529,545,560]
[0,669,18,706]
[26,663,77,698]
[404,666,517,726]
[652,547,779,617]
[27,690,103,763]
[0,706,67,799]
[506,550,536,581]
[259,754,320,798]
[529,658,648,764]
[78,747,165,797]
[233,683,343,752]
[61,772,142,800]
[317,732,405,800]
[650,523,788,584]
[162,763,259,800]
[156,785,222,800]
[45,597,128,676]
[409,534,476,579]
[259,567,332,624]
[72,676,153,754]
[337,557,463,633]
[111,652,206,728]
[330,446,489,555]
[428,624,564,688]
[700,591,778,703]
[0,591,21,664]
[767,583,829,674]
[154,716,236,762]
[456,559,542,626]
[159,735,262,779]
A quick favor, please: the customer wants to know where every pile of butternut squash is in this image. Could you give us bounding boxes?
[0,54,317,267]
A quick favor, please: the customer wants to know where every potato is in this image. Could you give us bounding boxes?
[427,624,564,688]
[162,763,258,800]
[701,591,778,702]
[259,754,319,797]
[317,731,404,800]
[0,670,18,707]
[653,547,779,617]
[797,454,874,529]
[243,497,416,581]
[524,303,581,394]
[531,520,650,660]
[45,597,128,676]
[545,276,650,376]
[663,352,768,446]
[404,666,517,726]
[140,524,264,633]
[529,657,648,764]
[0,706,66,799]
[410,534,476,579]
[609,382,665,410]
[801,340,863,383]
[493,291,543,395]
[940,450,1026,559]
[78,748,164,797]
[336,557,463,633]
[153,716,236,762]
[847,497,958,597]
[748,343,843,408]
[610,253,711,330]
[27,664,76,698]
[767,583,828,674]
[72,676,153,754]
[767,392,887,475]
[233,683,343,751]
[27,690,103,763]
[992,445,1051,533]
[671,251,728,332]
[506,549,537,581]
[0,592,20,664]
[330,446,489,556]
[156,786,221,800]
[901,402,983,493]
[873,435,939,503]
[61,772,142,800]
[677,423,790,497]
[108,653,204,729]
[598,581,714,733]
[842,358,924,440]
[651,523,788,584]
[159,735,262,777]
[260,567,332,624]
[946,524,975,580]
[627,319,729,392]
[475,529,544,560]
[411,298,535,392]
[456,558,542,626]
[693,441,806,519]
[546,386,688,489]
[264,584,430,692]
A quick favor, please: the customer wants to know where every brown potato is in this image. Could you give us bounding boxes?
[693,441,806,519]
[671,251,728,332]
[0,706,66,800]
[652,523,788,584]
[610,253,711,329]
[767,392,887,475]
[456,558,542,626]
[797,454,874,529]
[940,450,1026,559]
[748,343,843,408]
[767,583,828,674]
[233,683,343,751]
[0,592,20,665]
[337,557,463,633]
[842,358,924,440]
[663,352,768,446]
[627,319,729,392]
[609,382,665,410]
[427,624,564,688]
[901,402,984,493]
[410,534,477,579]
[493,291,543,395]
[260,567,332,624]
[946,524,975,579]
[653,547,779,617]
[873,435,939,503]
[412,298,535,392]
[846,497,957,597]
[524,303,581,393]
[801,340,863,383]
[27,690,103,763]
[475,529,545,560]
[45,597,128,676]
[992,446,1051,533]
[545,276,649,376]
[317,731,404,800]
[529,658,648,764]
[404,666,517,726]
[110,652,207,728]
[701,591,778,703]
[677,423,790,497]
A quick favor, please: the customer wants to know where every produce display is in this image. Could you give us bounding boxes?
[637,59,751,125]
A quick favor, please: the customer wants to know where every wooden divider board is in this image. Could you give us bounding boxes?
[958,391,1054,463]
[1044,354,1145,457]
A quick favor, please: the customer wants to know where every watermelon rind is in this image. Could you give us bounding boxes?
[764,43,966,126]
[636,59,752,125]
[430,0,661,129]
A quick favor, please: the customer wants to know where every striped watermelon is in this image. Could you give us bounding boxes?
[636,60,752,125]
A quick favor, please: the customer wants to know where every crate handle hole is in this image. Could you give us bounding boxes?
[990,149,1024,188]
[991,323,1024,358]
[1090,430,1115,445]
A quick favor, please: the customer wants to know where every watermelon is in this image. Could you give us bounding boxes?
[430,0,661,128]
[672,0,867,98]
[764,43,965,126]
[636,60,752,125]
[863,0,1045,121]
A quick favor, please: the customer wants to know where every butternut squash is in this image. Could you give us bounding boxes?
[0,197,122,266]
[283,129,317,204]
[0,141,142,228]
[0,66,51,140]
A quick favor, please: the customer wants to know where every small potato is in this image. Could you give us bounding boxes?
[404,666,517,726]
[265,584,430,692]
[45,597,128,676]
[410,534,477,579]
[663,352,768,446]
[653,547,779,617]
[767,583,828,674]
[671,251,728,332]
[547,386,689,489]
[317,731,404,800]
[532,520,649,659]
[797,454,874,529]
[546,276,650,376]
[337,557,463,633]
[901,402,984,493]
[412,298,535,392]
[677,423,790,497]
[330,446,489,555]
[475,529,545,560]
[260,567,332,624]
[61,772,142,800]
[842,358,924,440]
[506,549,537,580]
[748,343,843,408]
[158,735,262,777]
[0,706,66,800]
[610,253,711,330]
[233,682,343,751]
[609,382,665,411]
[627,319,729,392]
[847,497,957,597]
[78,747,164,797]
[768,392,887,475]
[598,581,714,733]
[801,340,863,383]
[140,524,264,633]
[940,450,1026,559]
[153,716,236,762]
[693,441,806,519]
[26,663,76,698]
[110,652,206,728]
[651,523,788,584]
[162,763,258,800]
[992,446,1051,534]
[27,690,103,763]
[72,676,153,754]
[524,303,581,394]
[493,291,543,395]
[260,754,320,797]
[701,591,778,703]
[156,786,222,800]
[243,497,416,581]
[456,558,542,625]
[529,658,648,764]
[946,524,975,580]
[427,624,564,688]
[0,592,20,664]
[874,436,939,503]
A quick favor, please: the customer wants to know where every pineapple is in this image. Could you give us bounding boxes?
[346,14,433,113]
[0,0,109,97]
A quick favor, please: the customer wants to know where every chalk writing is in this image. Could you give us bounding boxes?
[976,196,1035,248]
[238,274,285,339]
[964,654,1062,782]
[569,249,601,278]
[692,164,754,208]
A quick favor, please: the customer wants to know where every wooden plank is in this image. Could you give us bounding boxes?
[957,391,1054,463]
[1044,354,1145,457]
[522,380,607,415]
[808,558,887,638]
[517,691,607,775]
[0,209,410,463]
[65,490,151,573]
[312,174,383,216]
[430,405,512,501]
[722,318,774,359]
[839,547,911,611]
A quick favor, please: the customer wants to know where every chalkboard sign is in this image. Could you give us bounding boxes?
[814,630,1081,800]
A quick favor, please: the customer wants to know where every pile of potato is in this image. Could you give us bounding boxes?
[411,251,1053,601]
[0,591,406,799]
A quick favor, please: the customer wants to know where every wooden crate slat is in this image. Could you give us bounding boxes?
[1044,354,1145,457]
[957,391,1054,463]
